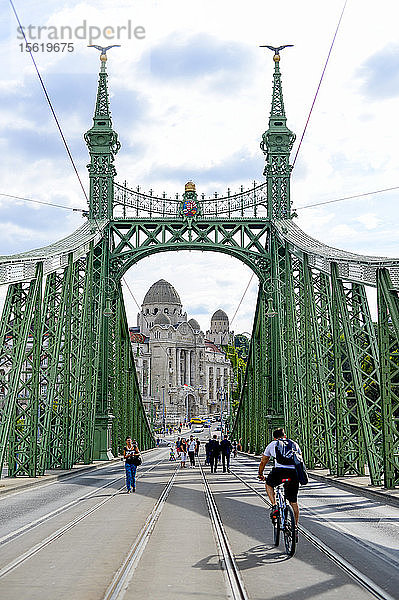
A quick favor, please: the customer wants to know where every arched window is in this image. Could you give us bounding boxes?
[153,308,158,314]
[164,308,169,314]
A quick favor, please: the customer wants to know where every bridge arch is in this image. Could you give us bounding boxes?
[109,218,271,282]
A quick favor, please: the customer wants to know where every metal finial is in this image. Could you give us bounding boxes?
[88,44,121,62]
[260,44,294,61]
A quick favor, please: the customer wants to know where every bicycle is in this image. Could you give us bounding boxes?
[271,478,296,556]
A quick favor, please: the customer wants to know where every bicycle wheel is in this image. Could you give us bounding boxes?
[272,512,280,546]
[283,505,296,556]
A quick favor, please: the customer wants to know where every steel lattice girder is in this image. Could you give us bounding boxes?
[109,218,271,278]
[331,263,382,484]
[0,240,154,478]
[0,264,43,477]
[377,268,399,487]
[232,238,398,487]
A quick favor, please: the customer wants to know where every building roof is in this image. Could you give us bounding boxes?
[143,279,182,305]
[205,339,224,353]
[129,332,146,343]
[154,312,171,325]
[188,318,201,331]
[211,309,229,322]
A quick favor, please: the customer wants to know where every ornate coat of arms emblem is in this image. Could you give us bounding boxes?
[180,181,201,218]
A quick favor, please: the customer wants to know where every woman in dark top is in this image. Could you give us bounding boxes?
[180,438,187,468]
[123,437,140,493]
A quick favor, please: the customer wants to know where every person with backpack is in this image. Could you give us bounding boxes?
[123,437,141,493]
[258,428,306,537]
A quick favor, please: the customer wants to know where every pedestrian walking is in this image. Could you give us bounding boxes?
[220,435,232,472]
[123,437,141,493]
[205,438,211,465]
[180,438,187,468]
[208,435,220,473]
[232,440,237,458]
[188,436,196,467]
[195,438,200,457]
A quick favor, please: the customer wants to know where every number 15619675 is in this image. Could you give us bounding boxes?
[19,43,74,52]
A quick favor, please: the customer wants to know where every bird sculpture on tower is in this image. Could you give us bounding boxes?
[88,44,121,61]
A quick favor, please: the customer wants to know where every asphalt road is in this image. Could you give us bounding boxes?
[0,430,397,600]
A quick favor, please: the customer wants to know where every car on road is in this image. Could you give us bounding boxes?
[215,425,222,431]
[193,426,204,433]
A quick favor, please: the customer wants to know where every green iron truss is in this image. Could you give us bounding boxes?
[0,51,398,489]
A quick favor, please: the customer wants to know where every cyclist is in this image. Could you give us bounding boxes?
[258,428,302,536]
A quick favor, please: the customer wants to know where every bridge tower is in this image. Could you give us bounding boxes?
[85,53,121,459]
[84,51,121,220]
[260,50,296,219]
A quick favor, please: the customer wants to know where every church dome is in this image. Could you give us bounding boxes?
[154,312,171,325]
[143,280,181,306]
[211,309,229,322]
[188,318,201,331]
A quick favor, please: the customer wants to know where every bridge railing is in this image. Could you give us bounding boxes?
[114,181,268,219]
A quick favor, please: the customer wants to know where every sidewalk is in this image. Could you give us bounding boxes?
[0,449,154,498]
[239,452,399,508]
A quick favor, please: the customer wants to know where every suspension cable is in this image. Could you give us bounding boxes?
[295,184,399,211]
[9,0,89,204]
[230,274,255,328]
[0,192,85,212]
[292,0,348,169]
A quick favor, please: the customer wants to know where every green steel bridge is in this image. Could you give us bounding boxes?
[0,50,398,489]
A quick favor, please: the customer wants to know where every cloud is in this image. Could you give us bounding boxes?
[357,44,399,100]
[189,304,209,315]
[146,33,255,87]
[148,149,264,186]
[356,212,381,230]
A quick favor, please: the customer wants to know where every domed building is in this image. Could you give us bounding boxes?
[206,309,234,346]
[130,280,233,426]
[138,279,186,334]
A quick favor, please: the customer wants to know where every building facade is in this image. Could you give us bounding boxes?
[130,279,233,425]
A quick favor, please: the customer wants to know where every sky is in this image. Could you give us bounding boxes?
[1,0,399,333]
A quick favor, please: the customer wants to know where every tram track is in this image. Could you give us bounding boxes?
[102,465,179,600]
[230,464,396,600]
[3,448,390,600]
[0,455,166,579]
[199,462,249,600]
[102,455,249,600]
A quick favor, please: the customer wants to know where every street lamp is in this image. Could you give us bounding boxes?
[162,385,166,435]
[266,297,277,318]
[183,384,194,424]
[219,387,225,434]
[103,277,116,318]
